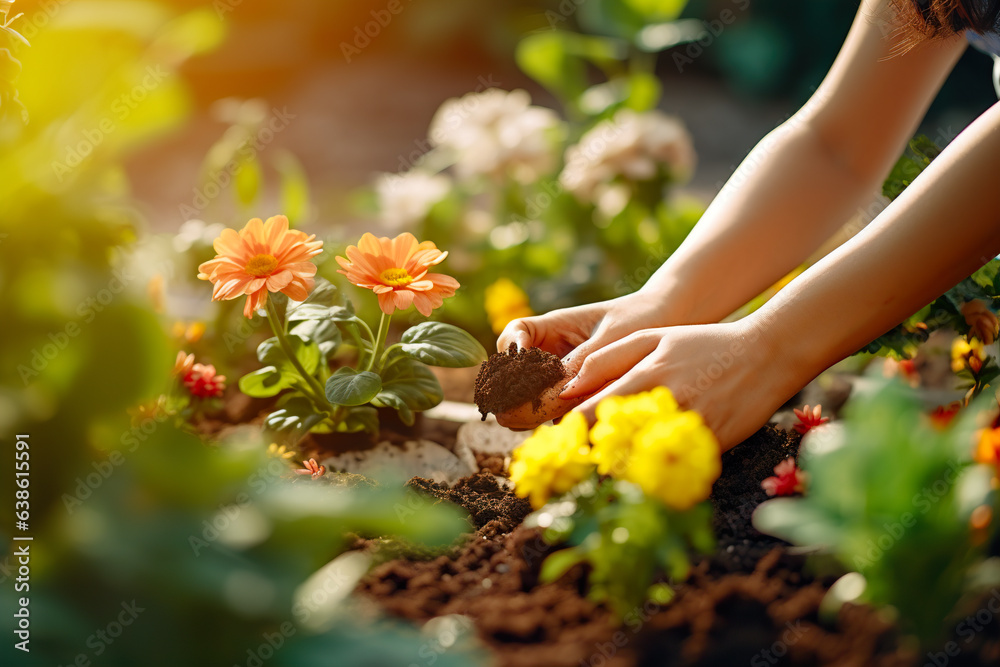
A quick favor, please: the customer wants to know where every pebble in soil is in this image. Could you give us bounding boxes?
[474,343,565,420]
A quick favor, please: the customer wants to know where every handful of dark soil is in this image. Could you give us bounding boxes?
[474,343,566,420]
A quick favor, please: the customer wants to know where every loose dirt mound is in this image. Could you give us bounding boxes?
[474,343,565,420]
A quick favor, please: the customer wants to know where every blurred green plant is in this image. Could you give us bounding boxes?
[528,477,712,617]
[0,418,481,666]
[518,0,705,122]
[860,136,1000,385]
[754,381,999,645]
[340,1,712,342]
[0,0,225,538]
[0,5,487,664]
[183,98,312,227]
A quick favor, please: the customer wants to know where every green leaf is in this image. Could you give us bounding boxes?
[275,150,311,225]
[289,318,341,359]
[540,548,585,583]
[909,135,942,162]
[325,367,382,406]
[970,261,1000,294]
[516,32,588,104]
[239,366,293,398]
[624,71,661,111]
[623,0,687,22]
[265,396,326,435]
[570,34,629,68]
[287,304,338,322]
[257,334,320,376]
[334,406,379,434]
[370,357,443,425]
[398,322,487,368]
[234,157,262,207]
[882,135,941,201]
[578,0,642,40]
[298,277,341,309]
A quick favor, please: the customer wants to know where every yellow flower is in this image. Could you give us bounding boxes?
[625,411,721,511]
[484,278,533,335]
[267,443,296,460]
[147,273,165,313]
[509,412,594,509]
[590,387,678,476]
[171,320,206,344]
[952,337,986,374]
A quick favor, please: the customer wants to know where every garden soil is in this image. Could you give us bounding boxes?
[474,343,566,419]
[356,425,1000,667]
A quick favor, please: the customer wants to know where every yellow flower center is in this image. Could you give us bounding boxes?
[379,267,413,287]
[245,254,278,277]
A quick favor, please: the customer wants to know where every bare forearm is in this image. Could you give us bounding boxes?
[643,117,880,324]
[756,102,1000,386]
[638,0,965,327]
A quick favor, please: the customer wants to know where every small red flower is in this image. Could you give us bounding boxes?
[883,357,920,388]
[793,404,829,435]
[761,458,807,497]
[183,363,226,399]
[929,403,961,430]
[296,458,326,479]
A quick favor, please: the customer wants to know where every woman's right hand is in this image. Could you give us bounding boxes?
[496,290,680,371]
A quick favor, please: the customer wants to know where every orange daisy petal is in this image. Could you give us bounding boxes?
[197,216,324,318]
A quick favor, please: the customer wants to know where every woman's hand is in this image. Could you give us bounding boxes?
[560,319,799,451]
[496,290,683,365]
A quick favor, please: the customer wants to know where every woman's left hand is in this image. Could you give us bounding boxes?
[559,319,802,451]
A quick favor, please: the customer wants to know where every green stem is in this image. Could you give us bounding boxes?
[265,298,332,410]
[352,317,377,369]
[368,312,392,372]
[378,343,403,371]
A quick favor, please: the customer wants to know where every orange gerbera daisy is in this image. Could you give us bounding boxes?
[336,232,459,316]
[197,215,324,318]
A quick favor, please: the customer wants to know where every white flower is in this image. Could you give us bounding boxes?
[559,109,695,204]
[173,219,227,254]
[375,171,451,230]
[429,88,562,184]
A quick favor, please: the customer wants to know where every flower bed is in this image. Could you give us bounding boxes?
[355,424,999,667]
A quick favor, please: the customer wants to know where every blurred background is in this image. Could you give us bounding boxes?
[9,0,992,232]
[1,0,998,664]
